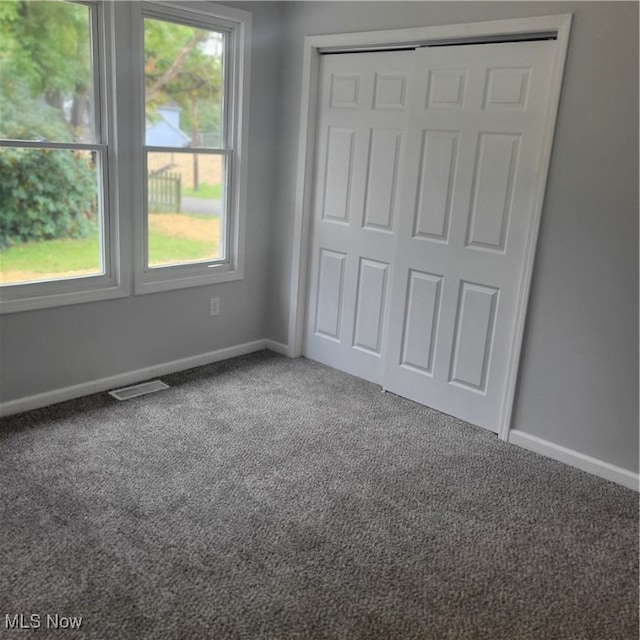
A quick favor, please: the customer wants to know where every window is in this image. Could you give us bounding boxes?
[0,1,250,311]
[0,0,119,311]
[145,19,226,268]
[135,2,249,293]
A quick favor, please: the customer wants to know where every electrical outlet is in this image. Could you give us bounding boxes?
[209,297,220,316]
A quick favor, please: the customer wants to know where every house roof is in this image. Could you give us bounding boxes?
[145,106,190,147]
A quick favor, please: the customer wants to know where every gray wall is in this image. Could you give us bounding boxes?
[0,1,283,400]
[267,2,639,473]
[1,2,637,476]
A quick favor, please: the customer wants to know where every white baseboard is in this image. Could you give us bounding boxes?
[0,339,270,418]
[508,430,639,492]
[265,339,289,355]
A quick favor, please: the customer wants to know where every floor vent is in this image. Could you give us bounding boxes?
[109,380,169,401]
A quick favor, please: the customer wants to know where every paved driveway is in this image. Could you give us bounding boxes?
[182,197,221,216]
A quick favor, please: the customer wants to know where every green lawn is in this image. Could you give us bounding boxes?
[148,233,214,266]
[182,182,222,199]
[1,223,216,282]
[0,232,102,274]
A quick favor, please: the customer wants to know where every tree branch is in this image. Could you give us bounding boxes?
[145,31,207,103]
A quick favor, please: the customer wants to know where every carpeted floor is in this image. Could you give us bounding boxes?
[0,351,637,639]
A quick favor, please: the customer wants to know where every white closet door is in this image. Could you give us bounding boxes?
[305,40,557,433]
[305,51,414,383]
[383,40,557,431]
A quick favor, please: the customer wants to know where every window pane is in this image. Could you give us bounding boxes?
[0,148,103,284]
[0,1,96,143]
[144,18,224,149]
[147,152,225,268]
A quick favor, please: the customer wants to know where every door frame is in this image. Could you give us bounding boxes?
[287,14,572,441]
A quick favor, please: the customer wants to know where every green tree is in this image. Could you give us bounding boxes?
[0,0,92,141]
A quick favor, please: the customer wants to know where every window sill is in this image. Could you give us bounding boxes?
[134,262,244,295]
[0,281,130,314]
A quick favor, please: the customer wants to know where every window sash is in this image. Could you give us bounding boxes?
[144,149,230,269]
[0,141,107,152]
[0,0,120,310]
[140,6,236,277]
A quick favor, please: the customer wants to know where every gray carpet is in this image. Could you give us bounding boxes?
[0,351,637,639]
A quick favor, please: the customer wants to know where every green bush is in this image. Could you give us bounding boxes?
[0,147,98,249]
[0,85,98,250]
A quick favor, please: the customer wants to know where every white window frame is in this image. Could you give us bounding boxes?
[132,1,251,294]
[0,0,126,314]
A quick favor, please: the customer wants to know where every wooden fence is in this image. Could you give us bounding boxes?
[148,171,181,213]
